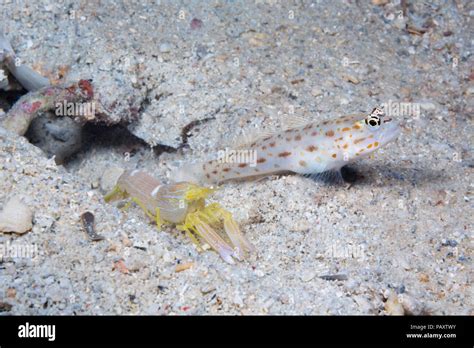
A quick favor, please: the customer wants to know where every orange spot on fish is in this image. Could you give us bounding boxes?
[223,168,230,172]
[325,130,335,137]
[332,153,337,158]
[238,163,247,168]
[374,141,379,147]
[269,142,276,147]
[257,158,266,163]
[342,127,351,132]
[343,143,349,149]
[367,143,373,149]
[354,137,366,144]
[353,124,361,130]
[306,145,318,152]
[299,160,307,167]
[278,151,292,157]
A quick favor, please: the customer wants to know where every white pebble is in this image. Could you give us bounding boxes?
[300,270,316,282]
[0,196,33,234]
[159,42,172,53]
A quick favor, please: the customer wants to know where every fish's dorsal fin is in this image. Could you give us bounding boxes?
[230,127,278,149]
[281,114,313,131]
[226,114,314,149]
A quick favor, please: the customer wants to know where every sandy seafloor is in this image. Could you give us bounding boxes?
[0,0,472,315]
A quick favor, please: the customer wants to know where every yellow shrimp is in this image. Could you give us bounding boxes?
[104,170,254,264]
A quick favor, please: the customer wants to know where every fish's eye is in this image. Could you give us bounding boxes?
[365,116,381,127]
[369,119,379,127]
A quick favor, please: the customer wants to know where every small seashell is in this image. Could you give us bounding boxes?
[384,292,405,316]
[0,196,33,234]
[175,262,194,273]
[371,0,389,5]
[399,294,424,315]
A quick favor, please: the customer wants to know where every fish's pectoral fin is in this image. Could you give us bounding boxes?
[340,165,362,183]
[305,169,345,185]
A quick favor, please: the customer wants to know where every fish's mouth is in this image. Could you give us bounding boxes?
[377,120,401,145]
